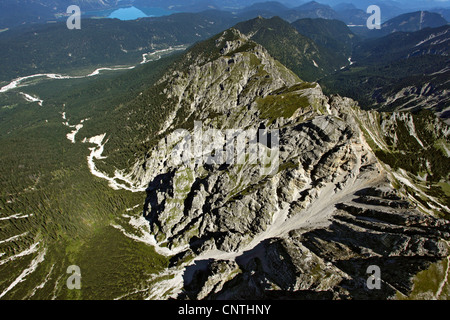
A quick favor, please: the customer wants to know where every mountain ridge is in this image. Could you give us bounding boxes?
[320,25,450,123]
[0,11,449,301]
[89,26,450,299]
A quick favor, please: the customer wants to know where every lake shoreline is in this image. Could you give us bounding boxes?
[85,6,176,21]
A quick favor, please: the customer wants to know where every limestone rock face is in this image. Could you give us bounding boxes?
[125,29,450,299]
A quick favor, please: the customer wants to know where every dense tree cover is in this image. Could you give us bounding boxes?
[372,110,450,213]
[320,55,450,110]
[291,18,355,60]
[234,16,353,82]
[319,26,450,121]
[0,10,237,81]
[352,25,450,66]
[0,54,179,298]
[375,110,449,181]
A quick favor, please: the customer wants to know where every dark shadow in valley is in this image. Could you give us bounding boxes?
[143,170,175,225]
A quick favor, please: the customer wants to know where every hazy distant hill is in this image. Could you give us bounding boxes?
[292,1,339,19]
[352,11,448,38]
[431,8,450,22]
[291,18,355,60]
[333,3,368,25]
[321,25,450,121]
[241,1,290,12]
[353,25,450,65]
[381,11,448,34]
[235,1,363,24]
[0,0,125,28]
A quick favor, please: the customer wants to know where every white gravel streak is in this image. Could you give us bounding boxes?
[140,46,187,64]
[0,46,187,94]
[85,133,147,192]
[393,169,450,213]
[27,263,55,299]
[62,113,89,144]
[0,242,40,266]
[435,242,450,300]
[441,142,450,157]
[112,214,188,256]
[19,92,43,106]
[112,210,189,300]
[0,67,135,93]
[0,232,28,245]
[145,268,185,300]
[0,247,46,299]
[0,213,33,221]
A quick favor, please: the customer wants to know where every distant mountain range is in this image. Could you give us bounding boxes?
[234,16,354,81]
[1,0,449,30]
[351,11,449,38]
[0,0,123,28]
[383,11,448,32]
[232,2,448,38]
[2,7,448,117]
[321,24,450,122]
[236,1,371,24]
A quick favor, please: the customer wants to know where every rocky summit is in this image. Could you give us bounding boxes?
[2,2,450,303]
[115,28,450,299]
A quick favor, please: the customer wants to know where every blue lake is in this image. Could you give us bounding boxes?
[107,6,173,20]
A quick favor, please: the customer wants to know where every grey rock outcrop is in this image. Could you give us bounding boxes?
[124,28,450,299]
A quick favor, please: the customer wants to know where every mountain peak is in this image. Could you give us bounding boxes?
[126,27,450,300]
[382,10,448,33]
[297,1,332,10]
[243,1,289,12]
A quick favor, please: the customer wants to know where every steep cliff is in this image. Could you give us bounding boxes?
[105,28,450,299]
